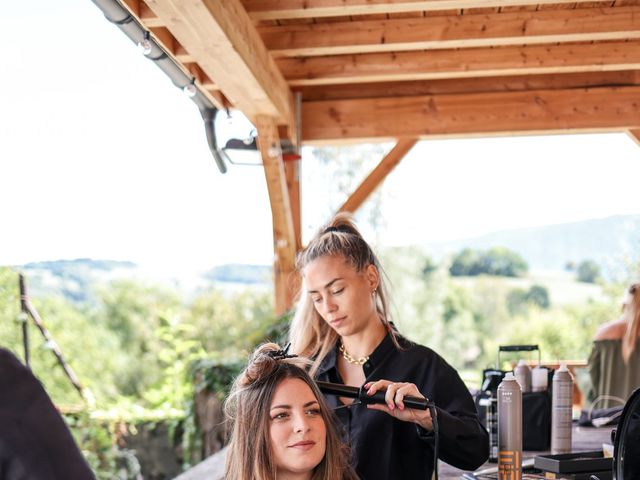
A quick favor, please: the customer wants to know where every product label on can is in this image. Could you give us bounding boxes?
[498,450,521,480]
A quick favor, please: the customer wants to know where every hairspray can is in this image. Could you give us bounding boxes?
[498,372,522,480]
[551,363,573,454]
[514,359,531,393]
[531,366,548,392]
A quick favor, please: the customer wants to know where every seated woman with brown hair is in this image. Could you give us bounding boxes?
[589,283,640,408]
[224,343,358,480]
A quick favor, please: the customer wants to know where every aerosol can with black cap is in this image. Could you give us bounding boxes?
[498,372,522,480]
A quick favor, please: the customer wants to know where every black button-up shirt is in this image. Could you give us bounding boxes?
[316,334,489,480]
[0,348,96,480]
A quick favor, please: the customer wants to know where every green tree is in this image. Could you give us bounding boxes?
[93,280,183,398]
[449,248,480,276]
[185,288,275,356]
[449,247,528,277]
[483,247,528,277]
[576,260,601,283]
[507,285,550,314]
[380,246,448,353]
[506,288,528,315]
[527,285,550,309]
[0,268,123,405]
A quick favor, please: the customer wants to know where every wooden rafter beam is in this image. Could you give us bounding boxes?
[628,129,640,146]
[255,115,297,313]
[242,0,601,20]
[338,139,417,214]
[296,71,640,101]
[280,41,640,86]
[301,86,640,142]
[145,0,294,128]
[259,6,640,57]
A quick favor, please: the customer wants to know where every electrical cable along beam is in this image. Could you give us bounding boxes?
[89,0,228,173]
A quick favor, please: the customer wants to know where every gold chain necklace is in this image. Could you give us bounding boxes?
[339,343,369,365]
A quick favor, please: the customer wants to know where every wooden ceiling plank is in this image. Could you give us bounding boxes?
[338,139,418,214]
[295,71,640,100]
[149,26,175,52]
[280,41,640,86]
[462,6,500,13]
[301,86,640,142]
[145,0,294,128]
[174,43,194,63]
[139,1,164,27]
[121,0,140,16]
[258,6,640,57]
[243,0,605,20]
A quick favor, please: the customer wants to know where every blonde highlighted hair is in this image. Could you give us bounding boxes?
[622,283,640,364]
[224,343,357,480]
[289,213,396,375]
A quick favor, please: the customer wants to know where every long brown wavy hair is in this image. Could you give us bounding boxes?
[224,343,358,480]
[289,213,397,375]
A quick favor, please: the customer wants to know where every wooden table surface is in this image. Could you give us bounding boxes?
[439,425,613,479]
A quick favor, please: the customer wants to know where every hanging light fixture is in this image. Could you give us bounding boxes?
[223,134,262,165]
[137,30,152,56]
[183,77,197,98]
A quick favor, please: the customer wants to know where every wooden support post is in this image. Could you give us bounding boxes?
[256,115,298,315]
[628,129,640,146]
[284,158,302,300]
[338,139,418,214]
[284,159,301,252]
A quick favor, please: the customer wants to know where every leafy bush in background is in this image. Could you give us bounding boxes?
[507,285,550,314]
[0,266,276,476]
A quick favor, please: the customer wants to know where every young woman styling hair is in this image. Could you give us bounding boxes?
[289,213,489,479]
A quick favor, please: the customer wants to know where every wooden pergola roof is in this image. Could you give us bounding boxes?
[111,0,640,313]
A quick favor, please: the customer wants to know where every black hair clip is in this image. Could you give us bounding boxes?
[266,343,298,360]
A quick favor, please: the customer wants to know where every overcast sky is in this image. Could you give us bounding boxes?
[1,0,639,276]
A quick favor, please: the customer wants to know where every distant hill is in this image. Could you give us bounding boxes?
[12,259,271,305]
[18,258,136,304]
[203,263,271,284]
[9,214,640,305]
[426,214,640,277]
[24,258,136,272]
